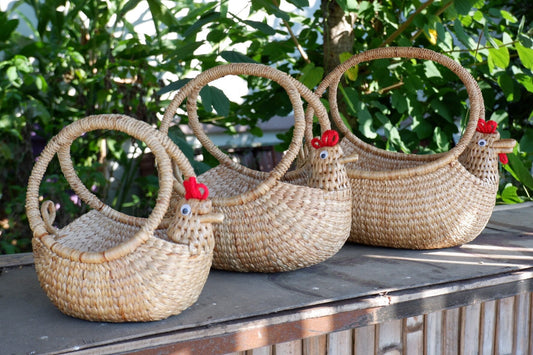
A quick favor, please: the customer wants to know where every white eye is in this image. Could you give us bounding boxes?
[478,139,487,147]
[319,150,328,159]
[180,204,192,216]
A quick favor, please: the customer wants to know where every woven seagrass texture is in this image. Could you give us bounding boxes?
[161,63,357,272]
[26,115,222,322]
[316,47,516,249]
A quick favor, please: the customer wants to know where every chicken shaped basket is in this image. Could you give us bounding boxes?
[160,64,357,272]
[312,47,516,249]
[26,115,223,322]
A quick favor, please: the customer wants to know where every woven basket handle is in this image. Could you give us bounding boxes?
[161,63,330,204]
[26,114,194,263]
[315,47,483,161]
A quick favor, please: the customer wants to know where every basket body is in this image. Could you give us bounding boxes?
[316,47,516,249]
[199,167,352,272]
[342,139,498,248]
[33,211,213,322]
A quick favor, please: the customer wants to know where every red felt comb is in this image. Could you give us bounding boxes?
[183,177,209,200]
[311,130,339,149]
[477,118,498,134]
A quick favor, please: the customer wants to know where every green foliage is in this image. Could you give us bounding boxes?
[1,0,531,253]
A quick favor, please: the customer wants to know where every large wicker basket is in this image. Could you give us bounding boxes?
[160,63,357,272]
[312,47,516,249]
[26,114,223,322]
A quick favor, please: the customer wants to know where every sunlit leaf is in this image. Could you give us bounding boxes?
[500,10,518,23]
[500,183,523,204]
[299,62,324,89]
[515,43,533,71]
[488,42,510,70]
[339,52,358,81]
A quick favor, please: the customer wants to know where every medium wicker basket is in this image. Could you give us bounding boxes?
[160,63,357,272]
[26,114,223,322]
[310,47,516,249]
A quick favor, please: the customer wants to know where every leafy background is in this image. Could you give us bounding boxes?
[0,0,531,253]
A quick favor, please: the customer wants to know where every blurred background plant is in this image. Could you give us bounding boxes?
[1,0,531,253]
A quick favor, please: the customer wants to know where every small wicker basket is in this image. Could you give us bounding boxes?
[310,47,516,249]
[26,114,223,322]
[160,63,357,272]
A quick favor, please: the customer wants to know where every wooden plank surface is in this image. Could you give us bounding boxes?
[425,311,443,355]
[479,300,496,355]
[0,204,532,354]
[353,325,375,355]
[403,315,423,354]
[443,308,460,355]
[327,329,352,355]
[460,303,481,355]
[495,297,515,354]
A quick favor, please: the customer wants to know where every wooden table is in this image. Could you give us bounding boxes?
[1,203,532,354]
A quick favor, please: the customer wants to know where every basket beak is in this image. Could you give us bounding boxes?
[493,138,516,154]
[199,212,225,224]
[338,153,359,165]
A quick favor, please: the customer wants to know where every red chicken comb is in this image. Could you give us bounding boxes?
[183,177,209,200]
[311,130,339,149]
[477,118,498,134]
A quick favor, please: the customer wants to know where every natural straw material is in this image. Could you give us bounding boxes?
[315,47,516,249]
[161,63,356,272]
[26,114,222,322]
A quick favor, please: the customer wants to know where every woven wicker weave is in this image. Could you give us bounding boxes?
[26,114,223,322]
[161,63,357,272]
[311,47,516,249]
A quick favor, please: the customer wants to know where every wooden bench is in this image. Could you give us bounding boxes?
[1,203,532,354]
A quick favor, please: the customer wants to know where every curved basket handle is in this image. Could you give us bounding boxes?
[25,115,182,263]
[316,47,483,163]
[161,63,331,205]
[56,115,197,227]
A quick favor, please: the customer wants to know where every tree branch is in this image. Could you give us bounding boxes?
[380,0,435,47]
[272,0,311,63]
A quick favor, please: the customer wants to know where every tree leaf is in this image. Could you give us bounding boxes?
[336,0,359,12]
[205,85,230,116]
[220,50,258,63]
[299,62,324,89]
[339,52,358,81]
[500,10,518,23]
[500,183,523,204]
[252,0,290,21]
[250,126,263,137]
[286,0,309,9]
[516,74,533,93]
[515,43,533,71]
[184,11,220,37]
[497,72,515,102]
[488,43,510,70]
[157,78,191,96]
[391,90,408,113]
[454,0,476,15]
[453,19,476,49]
[243,20,276,35]
[519,129,533,153]
[507,154,533,190]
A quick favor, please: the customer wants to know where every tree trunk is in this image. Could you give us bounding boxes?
[322,0,356,75]
[321,0,356,128]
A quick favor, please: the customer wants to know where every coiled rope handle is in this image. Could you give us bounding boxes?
[26,115,192,263]
[160,63,331,206]
[308,47,483,167]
